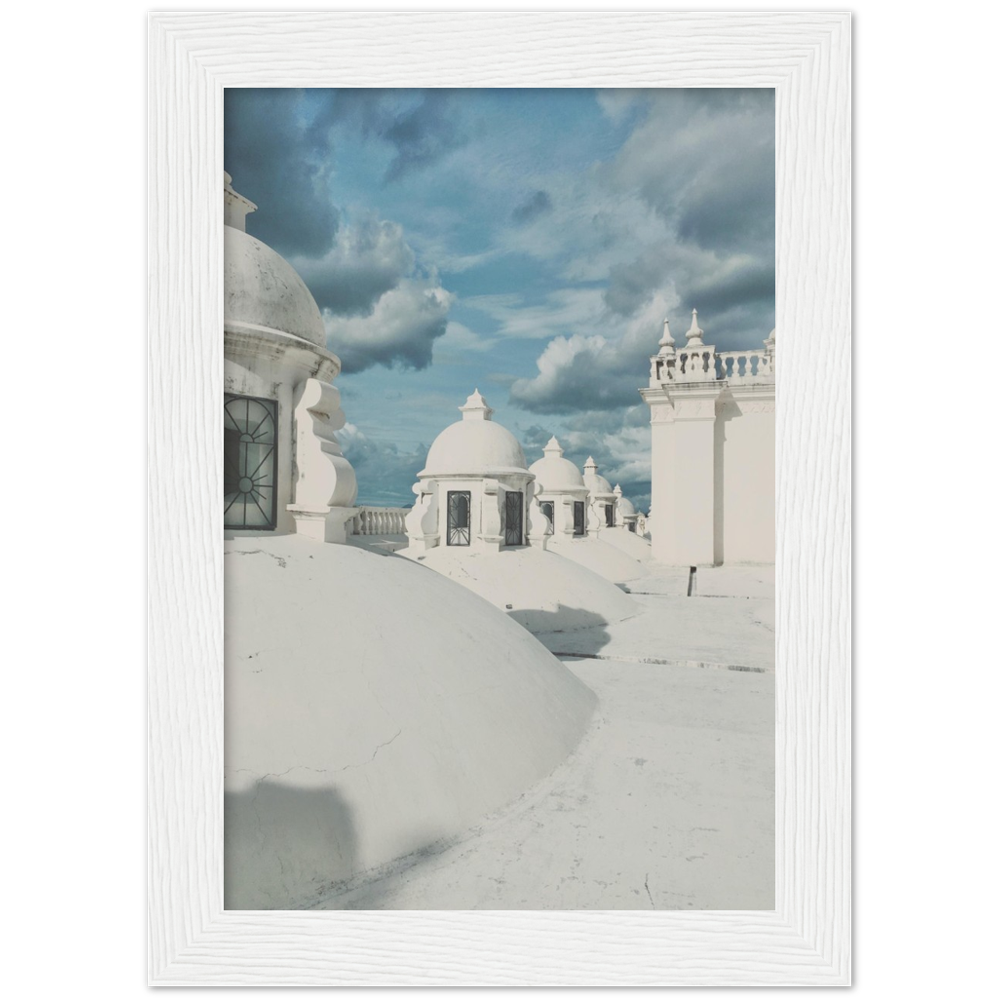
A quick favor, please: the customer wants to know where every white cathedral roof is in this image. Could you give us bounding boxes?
[421,390,529,478]
[528,437,586,492]
[224,534,596,908]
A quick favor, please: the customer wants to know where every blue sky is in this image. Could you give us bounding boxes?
[224,88,775,509]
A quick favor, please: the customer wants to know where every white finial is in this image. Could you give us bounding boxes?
[613,484,623,497]
[459,388,494,421]
[764,328,776,351]
[658,317,675,356]
[584,455,598,471]
[543,436,563,456]
[685,308,705,348]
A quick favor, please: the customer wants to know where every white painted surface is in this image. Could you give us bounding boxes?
[149,10,850,987]
[642,327,775,567]
[599,525,654,562]
[583,455,618,532]
[421,389,527,477]
[528,437,592,539]
[404,543,638,631]
[720,386,776,563]
[314,565,774,910]
[287,377,358,542]
[224,534,596,909]
[319,658,773,910]
[224,226,327,348]
[223,180,357,541]
[408,390,538,552]
[671,386,722,565]
[548,534,649,584]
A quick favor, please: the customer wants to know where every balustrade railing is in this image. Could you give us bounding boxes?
[716,349,773,383]
[351,506,409,536]
[671,348,774,384]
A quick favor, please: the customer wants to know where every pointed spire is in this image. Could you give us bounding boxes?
[685,308,705,348]
[543,436,563,456]
[584,456,598,472]
[459,388,494,421]
[613,484,623,498]
[657,317,675,356]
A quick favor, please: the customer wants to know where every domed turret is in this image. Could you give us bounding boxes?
[529,437,586,492]
[223,171,354,540]
[406,390,539,554]
[421,390,528,478]
[528,437,590,540]
[583,456,614,497]
[225,229,328,348]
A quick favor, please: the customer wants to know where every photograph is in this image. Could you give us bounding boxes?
[221,87,777,911]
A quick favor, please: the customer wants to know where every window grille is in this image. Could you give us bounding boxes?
[504,491,524,546]
[573,501,585,535]
[605,504,615,527]
[224,393,277,529]
[447,491,471,546]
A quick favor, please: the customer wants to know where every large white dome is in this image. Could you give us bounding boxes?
[421,390,528,478]
[224,225,327,347]
[529,437,586,492]
[617,495,637,518]
[225,534,596,909]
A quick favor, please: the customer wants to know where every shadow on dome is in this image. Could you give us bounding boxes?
[225,780,357,910]
[506,605,612,651]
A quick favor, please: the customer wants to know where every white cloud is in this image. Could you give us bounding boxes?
[509,293,674,413]
[293,212,415,316]
[434,321,496,356]
[325,276,454,373]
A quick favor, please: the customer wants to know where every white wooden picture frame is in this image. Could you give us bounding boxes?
[148,11,851,986]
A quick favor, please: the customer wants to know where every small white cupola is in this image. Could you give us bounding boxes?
[405,390,547,554]
[528,437,591,540]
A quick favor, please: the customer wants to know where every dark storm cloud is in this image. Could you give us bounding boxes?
[604,254,667,317]
[616,90,775,256]
[225,89,468,259]
[224,89,340,258]
[511,190,553,225]
[685,260,775,319]
[226,89,457,373]
[304,89,467,184]
[672,130,774,254]
[381,91,467,183]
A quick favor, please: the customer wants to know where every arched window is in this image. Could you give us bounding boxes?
[539,500,554,524]
[224,393,277,529]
